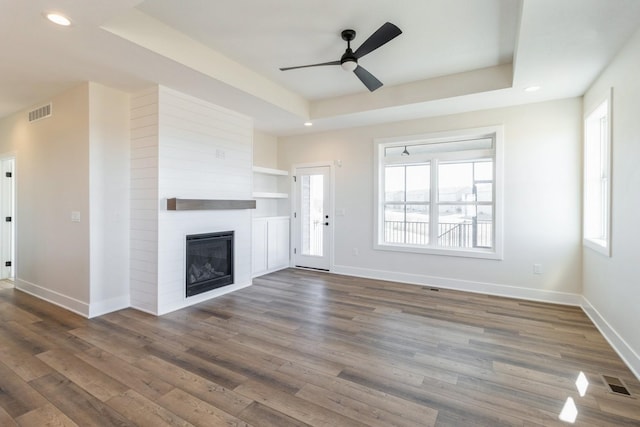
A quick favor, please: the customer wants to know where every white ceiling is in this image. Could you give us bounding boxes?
[1,0,640,136]
[137,0,520,100]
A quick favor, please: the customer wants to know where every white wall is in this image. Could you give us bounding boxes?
[129,88,160,314]
[0,82,131,317]
[0,83,253,317]
[279,98,583,303]
[582,27,640,377]
[129,86,254,315]
[0,84,92,314]
[252,129,290,217]
[253,130,278,168]
[88,83,131,317]
[157,87,253,315]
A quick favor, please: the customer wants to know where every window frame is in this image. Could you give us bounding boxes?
[374,126,504,260]
[583,89,612,256]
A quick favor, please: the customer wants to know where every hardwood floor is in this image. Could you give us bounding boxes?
[0,268,639,426]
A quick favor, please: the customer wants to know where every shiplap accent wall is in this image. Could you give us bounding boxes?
[130,86,253,315]
[130,88,160,314]
[157,87,253,314]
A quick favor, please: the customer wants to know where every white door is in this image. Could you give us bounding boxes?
[293,166,331,270]
[0,158,14,280]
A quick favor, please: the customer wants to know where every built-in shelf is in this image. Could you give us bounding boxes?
[167,198,256,211]
[252,192,288,199]
[251,167,291,276]
[252,165,289,217]
[252,166,288,176]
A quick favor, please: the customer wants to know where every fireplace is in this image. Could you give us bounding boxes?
[185,231,234,297]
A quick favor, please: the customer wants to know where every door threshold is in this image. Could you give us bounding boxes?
[294,266,330,272]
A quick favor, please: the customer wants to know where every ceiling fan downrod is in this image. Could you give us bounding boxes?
[340,29,358,72]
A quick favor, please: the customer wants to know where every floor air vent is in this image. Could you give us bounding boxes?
[602,375,632,397]
[28,103,52,122]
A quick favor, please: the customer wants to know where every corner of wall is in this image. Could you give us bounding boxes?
[581,296,640,380]
[88,295,130,318]
[253,130,278,168]
[88,83,131,317]
[15,278,90,317]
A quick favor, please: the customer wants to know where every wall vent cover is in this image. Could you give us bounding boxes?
[28,103,52,122]
[602,375,633,397]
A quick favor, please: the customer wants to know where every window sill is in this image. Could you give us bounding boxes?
[584,238,611,257]
[374,242,503,260]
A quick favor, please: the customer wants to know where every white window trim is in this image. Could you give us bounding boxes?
[373,125,504,260]
[583,88,612,257]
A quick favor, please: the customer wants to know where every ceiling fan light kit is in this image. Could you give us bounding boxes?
[280,22,402,92]
[341,60,358,72]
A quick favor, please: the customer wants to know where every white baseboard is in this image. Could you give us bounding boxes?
[128,304,158,316]
[157,280,253,316]
[14,278,253,318]
[332,264,583,306]
[252,265,289,279]
[88,295,131,318]
[581,296,640,380]
[330,265,640,381]
[15,278,90,318]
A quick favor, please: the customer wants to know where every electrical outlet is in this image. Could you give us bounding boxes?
[533,264,542,274]
[71,211,81,222]
[352,248,359,256]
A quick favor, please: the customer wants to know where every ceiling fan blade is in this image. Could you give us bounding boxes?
[280,60,341,71]
[354,65,383,92]
[354,22,402,59]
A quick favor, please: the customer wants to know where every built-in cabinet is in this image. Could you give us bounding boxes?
[252,166,290,277]
[252,216,290,276]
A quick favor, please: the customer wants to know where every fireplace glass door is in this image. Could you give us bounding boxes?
[185,231,234,297]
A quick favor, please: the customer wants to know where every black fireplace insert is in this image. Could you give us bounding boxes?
[185,231,234,297]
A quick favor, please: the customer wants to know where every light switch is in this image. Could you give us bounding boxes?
[71,211,81,222]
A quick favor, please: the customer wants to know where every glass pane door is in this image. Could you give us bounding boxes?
[294,166,331,270]
[301,174,324,256]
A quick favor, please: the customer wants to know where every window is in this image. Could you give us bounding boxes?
[375,126,503,259]
[384,164,430,245]
[583,90,612,256]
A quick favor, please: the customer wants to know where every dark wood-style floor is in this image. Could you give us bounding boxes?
[0,269,639,426]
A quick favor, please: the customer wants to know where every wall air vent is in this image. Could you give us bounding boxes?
[28,103,52,123]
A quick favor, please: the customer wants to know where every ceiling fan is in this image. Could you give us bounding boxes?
[279,22,402,92]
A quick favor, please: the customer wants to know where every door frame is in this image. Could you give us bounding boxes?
[290,162,335,272]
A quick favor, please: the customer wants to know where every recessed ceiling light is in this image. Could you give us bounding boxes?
[525,85,541,92]
[45,12,72,26]
[304,122,313,127]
